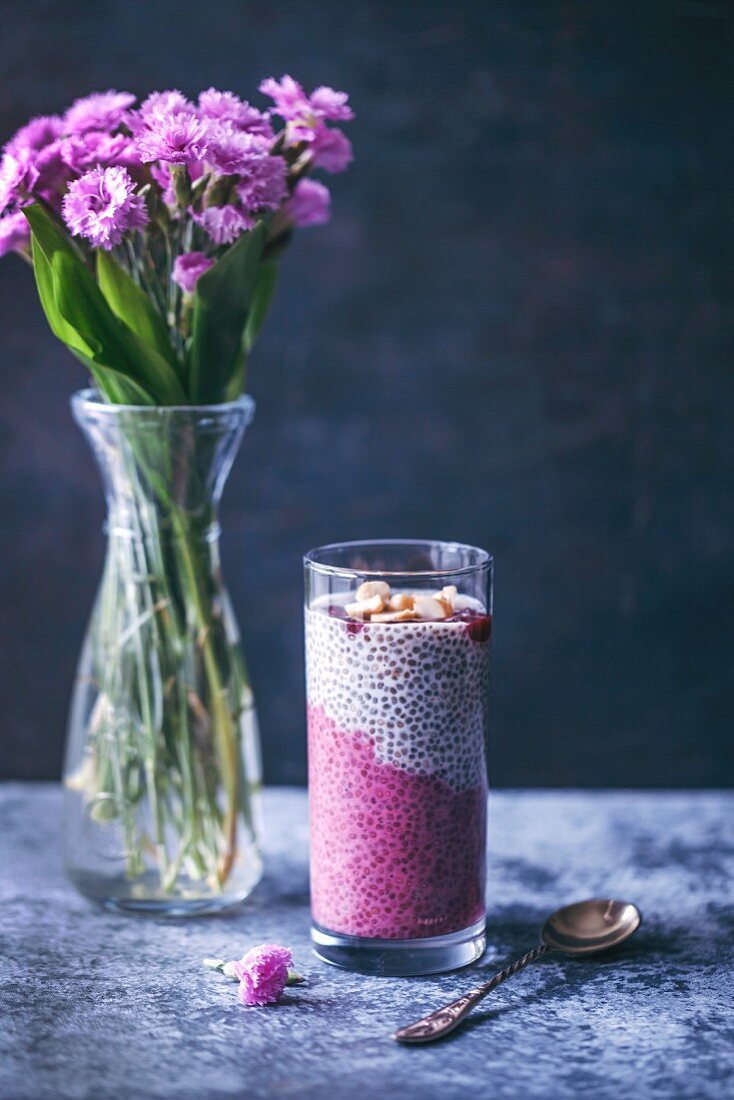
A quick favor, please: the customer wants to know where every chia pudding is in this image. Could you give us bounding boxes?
[306,581,490,941]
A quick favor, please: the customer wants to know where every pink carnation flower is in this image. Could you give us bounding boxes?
[63,90,136,135]
[233,944,293,1007]
[136,110,210,166]
[198,88,273,138]
[0,210,31,257]
[284,178,331,227]
[259,75,353,124]
[309,85,354,122]
[236,154,288,214]
[62,131,141,175]
[0,148,39,215]
[4,115,63,157]
[35,140,71,183]
[309,126,353,173]
[140,90,191,116]
[193,203,254,245]
[125,90,192,135]
[32,140,74,208]
[172,251,214,292]
[259,75,353,173]
[62,166,149,250]
[205,127,269,177]
[259,74,308,120]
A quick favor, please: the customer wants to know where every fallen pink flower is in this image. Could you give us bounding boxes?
[233,944,293,1007]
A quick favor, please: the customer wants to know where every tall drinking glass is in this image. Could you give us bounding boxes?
[304,540,492,975]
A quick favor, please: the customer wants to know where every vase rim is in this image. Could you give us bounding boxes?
[71,387,256,419]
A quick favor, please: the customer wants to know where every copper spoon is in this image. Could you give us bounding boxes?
[393,898,642,1044]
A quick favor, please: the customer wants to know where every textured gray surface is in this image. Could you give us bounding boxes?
[1,785,733,1100]
[1,2,733,788]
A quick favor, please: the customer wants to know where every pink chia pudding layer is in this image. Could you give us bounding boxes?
[306,598,490,941]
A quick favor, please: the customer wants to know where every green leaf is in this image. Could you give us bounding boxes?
[30,236,94,356]
[73,350,158,405]
[23,200,89,264]
[24,203,186,406]
[188,222,267,404]
[52,252,186,405]
[96,250,180,375]
[24,202,93,273]
[31,234,152,404]
[224,260,279,399]
[223,348,247,403]
[243,259,278,354]
[221,259,280,400]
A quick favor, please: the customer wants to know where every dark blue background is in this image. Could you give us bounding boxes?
[1,0,732,786]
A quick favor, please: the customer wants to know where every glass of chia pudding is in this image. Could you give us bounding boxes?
[304,539,492,975]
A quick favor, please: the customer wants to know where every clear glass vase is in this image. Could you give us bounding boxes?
[63,389,262,914]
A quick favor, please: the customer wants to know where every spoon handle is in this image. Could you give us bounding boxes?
[393,942,552,1044]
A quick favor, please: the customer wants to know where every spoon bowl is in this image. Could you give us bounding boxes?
[542,898,642,955]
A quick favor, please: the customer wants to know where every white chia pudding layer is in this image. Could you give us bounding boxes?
[305,603,490,791]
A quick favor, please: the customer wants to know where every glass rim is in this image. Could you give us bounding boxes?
[71,387,256,418]
[304,538,493,580]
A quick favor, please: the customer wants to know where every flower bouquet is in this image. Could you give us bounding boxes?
[0,76,352,910]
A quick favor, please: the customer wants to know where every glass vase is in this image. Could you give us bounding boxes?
[62,389,262,914]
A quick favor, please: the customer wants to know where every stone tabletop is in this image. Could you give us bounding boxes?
[1,786,732,1100]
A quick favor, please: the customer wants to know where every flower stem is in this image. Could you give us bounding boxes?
[170,509,240,885]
